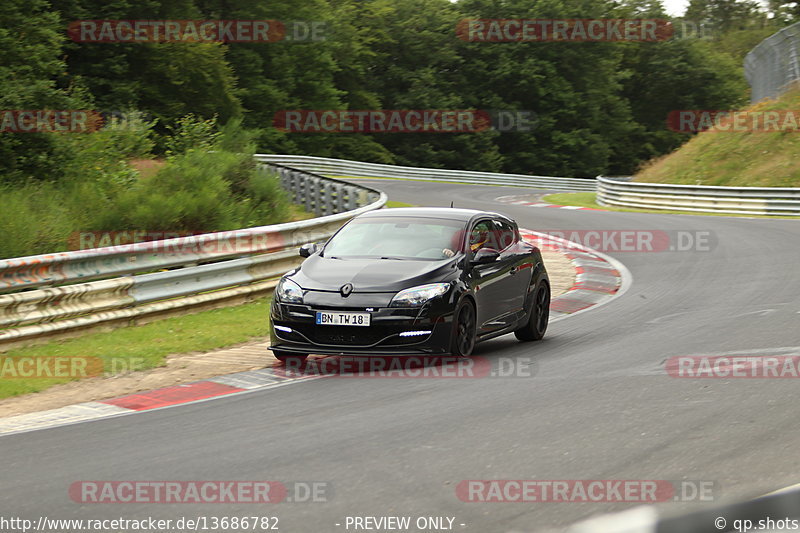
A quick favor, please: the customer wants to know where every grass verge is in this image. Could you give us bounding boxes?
[0,298,271,400]
[288,203,316,221]
[636,88,800,187]
[385,200,415,208]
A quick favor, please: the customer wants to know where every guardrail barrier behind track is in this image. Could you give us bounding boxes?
[597,176,800,216]
[254,154,597,192]
[0,164,386,350]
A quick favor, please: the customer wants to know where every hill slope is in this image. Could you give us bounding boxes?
[636,88,800,187]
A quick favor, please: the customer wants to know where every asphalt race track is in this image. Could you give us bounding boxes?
[3,180,800,532]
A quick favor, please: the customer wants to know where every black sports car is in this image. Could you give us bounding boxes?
[269,207,549,364]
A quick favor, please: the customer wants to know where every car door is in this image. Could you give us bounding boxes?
[468,218,516,334]
[492,219,529,319]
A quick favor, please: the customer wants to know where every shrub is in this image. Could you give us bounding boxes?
[164,114,221,158]
[93,117,288,233]
[0,114,291,259]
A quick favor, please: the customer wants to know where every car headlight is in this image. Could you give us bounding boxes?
[390,283,450,307]
[276,278,304,304]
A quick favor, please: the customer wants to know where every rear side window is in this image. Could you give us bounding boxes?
[492,220,517,251]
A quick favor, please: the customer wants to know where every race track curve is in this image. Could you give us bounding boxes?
[2,179,800,532]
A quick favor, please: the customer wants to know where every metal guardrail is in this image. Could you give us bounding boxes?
[272,163,378,216]
[264,155,800,216]
[0,164,386,350]
[255,154,597,192]
[597,177,800,216]
[745,22,800,103]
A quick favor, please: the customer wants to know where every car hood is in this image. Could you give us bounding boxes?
[290,254,459,292]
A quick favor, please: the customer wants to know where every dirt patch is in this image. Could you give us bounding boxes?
[0,341,279,418]
[542,248,575,297]
[130,158,166,179]
[0,249,576,418]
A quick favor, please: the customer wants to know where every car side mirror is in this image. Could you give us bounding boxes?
[471,248,500,265]
[299,243,318,258]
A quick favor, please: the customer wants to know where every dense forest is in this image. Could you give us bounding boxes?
[0,0,792,256]
[2,0,789,181]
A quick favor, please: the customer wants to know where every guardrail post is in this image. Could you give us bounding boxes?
[319,181,329,216]
[335,183,347,212]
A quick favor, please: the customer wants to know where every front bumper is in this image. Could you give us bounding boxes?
[270,297,455,356]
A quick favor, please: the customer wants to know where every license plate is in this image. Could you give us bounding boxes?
[315,311,371,327]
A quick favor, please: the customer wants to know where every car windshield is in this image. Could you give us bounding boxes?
[322,216,466,260]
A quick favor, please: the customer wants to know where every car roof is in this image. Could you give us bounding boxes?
[357,207,508,223]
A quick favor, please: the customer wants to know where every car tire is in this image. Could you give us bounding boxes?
[273,351,309,366]
[450,300,477,356]
[515,282,550,342]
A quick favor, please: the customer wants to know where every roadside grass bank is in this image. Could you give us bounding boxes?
[0,298,271,400]
[385,200,415,208]
[636,88,800,187]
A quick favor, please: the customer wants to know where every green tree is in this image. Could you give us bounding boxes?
[684,0,767,32]
[0,0,87,183]
[50,0,242,131]
[618,38,748,168]
[455,0,640,176]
